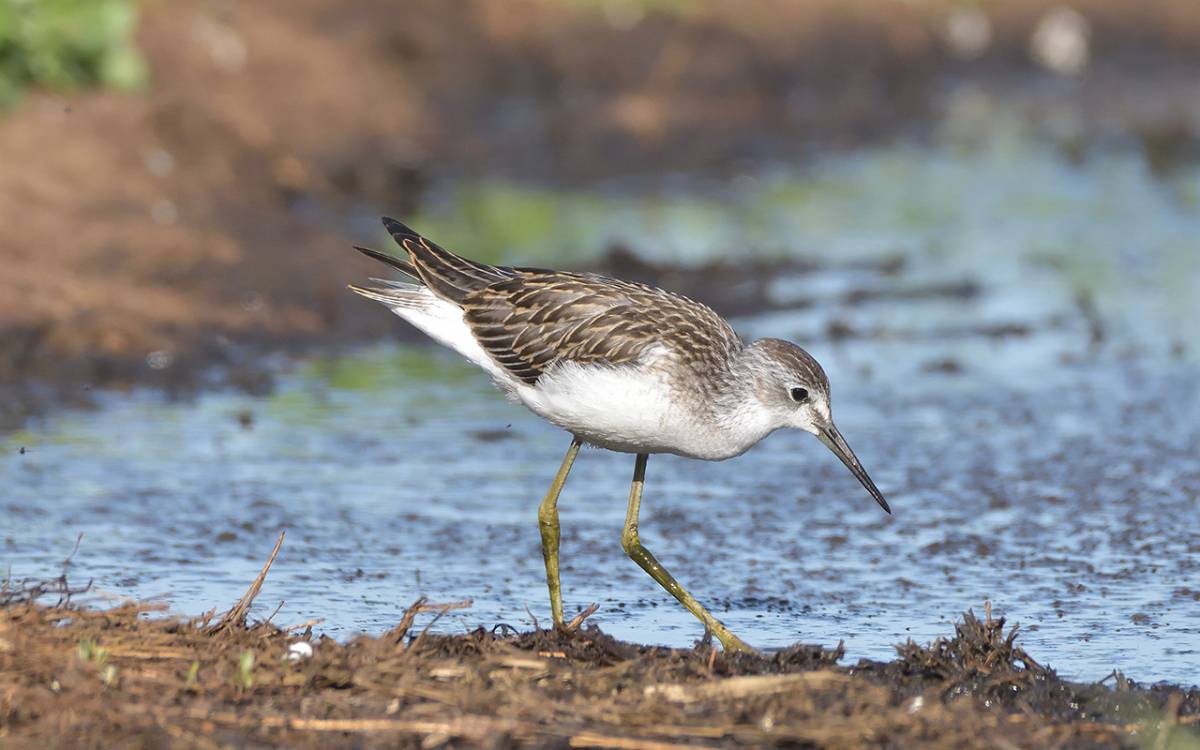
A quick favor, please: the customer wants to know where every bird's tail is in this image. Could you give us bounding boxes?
[346,277,430,310]
[352,244,419,280]
[381,217,514,304]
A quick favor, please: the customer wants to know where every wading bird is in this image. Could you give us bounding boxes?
[350,218,890,652]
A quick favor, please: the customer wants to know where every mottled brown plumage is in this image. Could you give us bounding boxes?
[376,217,742,386]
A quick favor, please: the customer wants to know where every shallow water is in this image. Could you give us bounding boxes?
[4,128,1200,683]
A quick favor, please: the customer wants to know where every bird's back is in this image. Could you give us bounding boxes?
[366,219,743,389]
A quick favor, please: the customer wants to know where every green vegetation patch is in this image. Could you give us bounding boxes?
[0,0,147,108]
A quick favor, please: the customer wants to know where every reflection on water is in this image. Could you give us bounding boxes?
[4,130,1199,683]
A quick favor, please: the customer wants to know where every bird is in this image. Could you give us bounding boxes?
[349,217,890,653]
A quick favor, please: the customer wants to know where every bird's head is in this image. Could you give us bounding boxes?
[743,338,891,514]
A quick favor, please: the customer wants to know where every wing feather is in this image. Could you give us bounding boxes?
[463,272,741,385]
[354,218,742,386]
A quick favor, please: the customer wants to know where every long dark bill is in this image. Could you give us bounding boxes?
[817,424,891,514]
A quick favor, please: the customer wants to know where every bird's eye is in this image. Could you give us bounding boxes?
[789,387,809,403]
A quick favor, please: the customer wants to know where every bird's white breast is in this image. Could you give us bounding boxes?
[514,352,775,460]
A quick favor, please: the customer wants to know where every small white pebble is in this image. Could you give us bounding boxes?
[907,695,925,714]
[287,641,313,662]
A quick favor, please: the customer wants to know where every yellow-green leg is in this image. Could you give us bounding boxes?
[621,454,755,653]
[538,437,582,628]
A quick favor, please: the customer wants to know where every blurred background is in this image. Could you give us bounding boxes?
[1,0,1198,681]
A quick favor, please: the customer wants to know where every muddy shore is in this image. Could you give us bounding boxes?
[2,562,1198,749]
[2,0,1199,426]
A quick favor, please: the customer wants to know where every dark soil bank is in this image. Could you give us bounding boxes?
[2,575,1198,749]
[2,0,1199,425]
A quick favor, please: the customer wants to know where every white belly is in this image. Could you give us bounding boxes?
[513,360,772,460]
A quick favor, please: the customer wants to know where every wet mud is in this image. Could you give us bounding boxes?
[2,570,1197,749]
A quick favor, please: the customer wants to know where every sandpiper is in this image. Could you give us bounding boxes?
[350,218,890,652]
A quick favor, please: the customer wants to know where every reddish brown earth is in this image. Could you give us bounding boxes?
[1,0,1198,426]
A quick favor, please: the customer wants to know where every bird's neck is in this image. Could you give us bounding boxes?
[708,343,771,422]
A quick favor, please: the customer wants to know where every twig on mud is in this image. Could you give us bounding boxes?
[1098,669,1134,691]
[283,618,323,634]
[524,604,541,632]
[1,535,94,608]
[385,597,472,648]
[209,530,285,634]
[61,532,84,573]
[0,572,92,608]
[387,597,428,644]
[564,602,599,632]
[124,704,527,739]
[189,606,218,630]
[644,671,849,704]
[264,600,285,625]
[569,732,713,750]
[407,599,473,654]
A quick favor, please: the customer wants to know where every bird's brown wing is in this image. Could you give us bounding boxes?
[366,217,741,385]
[462,272,741,385]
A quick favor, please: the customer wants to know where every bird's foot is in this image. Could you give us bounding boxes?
[713,626,757,654]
